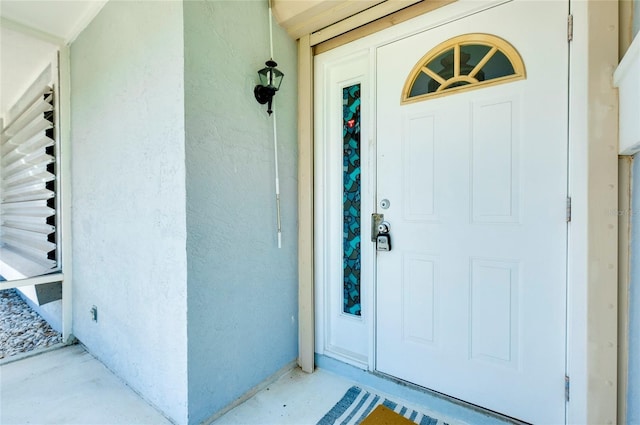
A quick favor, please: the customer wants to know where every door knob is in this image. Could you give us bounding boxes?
[378,221,390,234]
[376,221,391,251]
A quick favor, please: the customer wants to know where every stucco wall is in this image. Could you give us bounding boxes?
[70,2,189,423]
[183,1,298,423]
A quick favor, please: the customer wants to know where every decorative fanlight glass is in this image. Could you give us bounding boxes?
[402,34,526,104]
[254,60,284,115]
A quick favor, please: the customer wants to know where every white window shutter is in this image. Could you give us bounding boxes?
[1,87,58,277]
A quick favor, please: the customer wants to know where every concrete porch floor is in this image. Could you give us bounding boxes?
[0,344,172,425]
[1,344,512,425]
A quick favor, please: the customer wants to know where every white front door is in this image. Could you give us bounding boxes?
[376,2,568,423]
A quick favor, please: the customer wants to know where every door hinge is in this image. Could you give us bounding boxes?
[566,197,572,222]
[567,14,573,42]
[565,375,570,402]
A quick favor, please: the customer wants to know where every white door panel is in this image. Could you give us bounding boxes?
[376,2,568,423]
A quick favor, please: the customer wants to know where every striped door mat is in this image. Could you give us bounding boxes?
[317,386,459,425]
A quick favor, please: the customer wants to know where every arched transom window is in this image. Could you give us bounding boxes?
[402,33,526,104]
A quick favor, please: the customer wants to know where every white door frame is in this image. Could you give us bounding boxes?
[314,51,375,368]
[298,1,619,423]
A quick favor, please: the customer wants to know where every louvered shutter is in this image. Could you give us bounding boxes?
[1,87,58,278]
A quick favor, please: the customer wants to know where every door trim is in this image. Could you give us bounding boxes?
[297,33,315,374]
[299,1,619,423]
[565,2,619,423]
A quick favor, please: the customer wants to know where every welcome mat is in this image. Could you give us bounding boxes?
[317,386,456,425]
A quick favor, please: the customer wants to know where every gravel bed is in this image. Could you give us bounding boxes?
[0,289,62,359]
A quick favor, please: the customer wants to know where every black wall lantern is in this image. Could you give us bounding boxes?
[254,60,284,115]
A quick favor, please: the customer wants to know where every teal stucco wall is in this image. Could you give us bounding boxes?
[70,1,189,423]
[183,1,298,424]
[71,1,298,423]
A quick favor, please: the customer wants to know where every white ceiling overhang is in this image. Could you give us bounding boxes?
[272,0,386,39]
[272,0,427,41]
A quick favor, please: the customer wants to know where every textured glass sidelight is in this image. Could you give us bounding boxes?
[343,84,361,316]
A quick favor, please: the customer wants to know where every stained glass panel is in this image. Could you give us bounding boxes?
[343,84,361,316]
